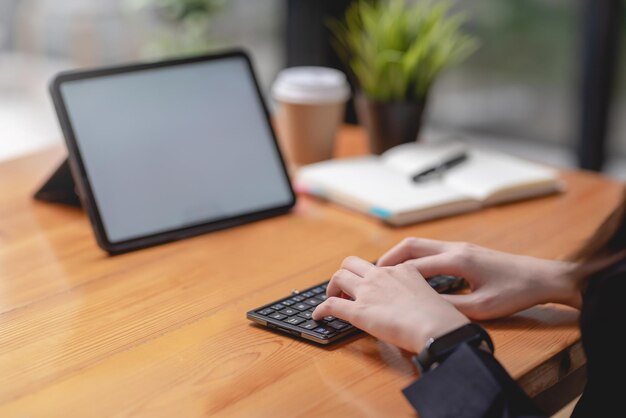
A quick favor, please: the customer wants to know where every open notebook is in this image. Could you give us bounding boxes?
[295,141,563,226]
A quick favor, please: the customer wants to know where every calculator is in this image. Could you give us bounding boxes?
[247,275,466,344]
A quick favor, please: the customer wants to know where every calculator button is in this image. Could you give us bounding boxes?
[305,298,322,307]
[284,316,305,325]
[281,300,295,306]
[313,326,335,336]
[323,316,335,322]
[317,294,328,301]
[297,311,313,320]
[291,295,305,302]
[299,320,319,330]
[311,287,325,295]
[302,291,315,298]
[293,303,309,311]
[257,308,275,316]
[328,320,349,330]
[269,312,287,320]
[270,303,284,310]
[279,308,298,316]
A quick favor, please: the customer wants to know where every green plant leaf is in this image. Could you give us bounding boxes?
[329,0,478,101]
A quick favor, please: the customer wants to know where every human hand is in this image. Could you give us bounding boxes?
[312,256,469,353]
[377,238,581,320]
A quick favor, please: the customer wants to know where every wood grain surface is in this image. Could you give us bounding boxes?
[0,125,623,417]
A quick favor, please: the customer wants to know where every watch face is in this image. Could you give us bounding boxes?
[430,324,484,356]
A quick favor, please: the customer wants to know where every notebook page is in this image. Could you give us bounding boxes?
[442,149,559,203]
[380,141,469,176]
[296,157,477,216]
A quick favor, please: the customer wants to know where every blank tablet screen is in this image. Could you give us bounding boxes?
[59,55,293,244]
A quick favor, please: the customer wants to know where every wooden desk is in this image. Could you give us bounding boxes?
[0,126,623,417]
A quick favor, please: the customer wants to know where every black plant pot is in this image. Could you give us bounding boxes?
[355,93,427,155]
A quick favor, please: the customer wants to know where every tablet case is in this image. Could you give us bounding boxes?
[34,158,81,207]
[38,49,296,255]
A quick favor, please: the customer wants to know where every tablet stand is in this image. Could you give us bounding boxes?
[33,158,82,207]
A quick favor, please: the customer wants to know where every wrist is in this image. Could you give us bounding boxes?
[409,317,470,354]
[535,260,581,309]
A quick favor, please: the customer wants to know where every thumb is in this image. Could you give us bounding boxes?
[441,293,481,318]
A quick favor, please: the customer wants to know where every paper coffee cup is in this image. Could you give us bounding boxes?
[272,67,350,167]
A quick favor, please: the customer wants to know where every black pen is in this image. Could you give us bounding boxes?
[411,152,468,183]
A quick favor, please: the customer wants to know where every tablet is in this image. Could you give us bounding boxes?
[49,50,296,254]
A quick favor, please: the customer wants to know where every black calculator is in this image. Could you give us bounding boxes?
[247,275,466,344]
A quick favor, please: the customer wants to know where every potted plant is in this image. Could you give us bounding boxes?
[329,0,477,154]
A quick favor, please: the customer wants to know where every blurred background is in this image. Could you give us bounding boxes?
[1,0,625,175]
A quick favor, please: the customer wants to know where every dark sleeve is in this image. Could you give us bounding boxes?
[402,343,546,418]
[571,266,626,417]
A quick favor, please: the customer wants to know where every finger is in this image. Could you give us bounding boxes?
[405,254,465,279]
[326,269,361,299]
[312,297,355,322]
[341,256,375,277]
[377,238,449,267]
[440,293,478,315]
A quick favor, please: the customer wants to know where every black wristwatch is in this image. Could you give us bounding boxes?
[412,323,494,373]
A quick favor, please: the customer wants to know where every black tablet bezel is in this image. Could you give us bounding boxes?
[49,49,296,255]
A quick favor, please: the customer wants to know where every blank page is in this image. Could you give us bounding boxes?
[443,149,558,202]
[297,157,475,215]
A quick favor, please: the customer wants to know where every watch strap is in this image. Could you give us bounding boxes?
[413,323,494,373]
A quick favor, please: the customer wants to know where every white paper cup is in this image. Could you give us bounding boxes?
[272,67,350,167]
